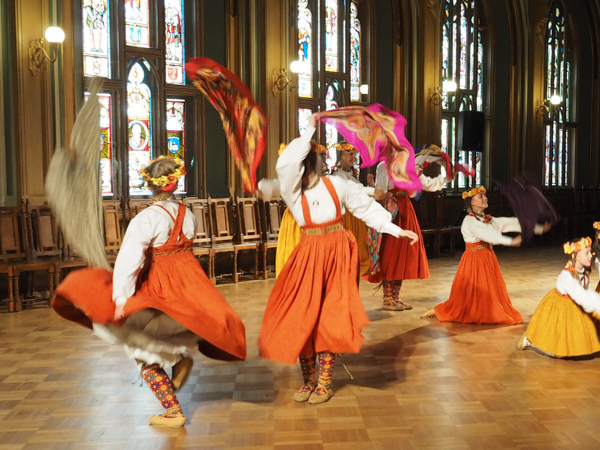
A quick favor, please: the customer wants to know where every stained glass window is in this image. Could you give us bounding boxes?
[298,108,313,136]
[165,0,184,84]
[543,3,571,187]
[325,82,340,170]
[82,0,110,78]
[297,0,313,98]
[84,92,113,195]
[125,0,150,47]
[350,2,361,101]
[166,99,186,192]
[127,62,153,195]
[440,0,485,190]
[325,0,338,72]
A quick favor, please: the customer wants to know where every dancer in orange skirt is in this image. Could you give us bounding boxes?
[423,186,549,324]
[52,157,246,428]
[366,161,451,311]
[259,113,418,404]
[517,237,600,357]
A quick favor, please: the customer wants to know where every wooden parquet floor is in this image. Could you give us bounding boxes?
[2,246,600,449]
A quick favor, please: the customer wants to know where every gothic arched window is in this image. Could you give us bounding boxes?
[543,3,573,187]
[296,0,370,173]
[80,0,201,198]
[440,0,486,190]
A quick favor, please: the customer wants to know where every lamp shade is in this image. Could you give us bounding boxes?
[45,27,65,44]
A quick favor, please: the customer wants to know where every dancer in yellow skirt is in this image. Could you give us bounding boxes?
[517,236,600,358]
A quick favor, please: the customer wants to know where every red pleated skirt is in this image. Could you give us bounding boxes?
[434,242,523,325]
[367,195,430,283]
[52,244,247,361]
[259,221,370,364]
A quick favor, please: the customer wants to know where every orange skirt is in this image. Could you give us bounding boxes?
[524,289,600,357]
[434,243,523,324]
[342,210,371,277]
[259,224,370,364]
[367,195,429,283]
[52,249,247,361]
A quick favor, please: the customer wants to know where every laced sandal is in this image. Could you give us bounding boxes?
[516,333,529,351]
[382,298,405,311]
[172,356,193,391]
[293,382,316,402]
[397,300,413,310]
[149,406,186,428]
[420,309,437,318]
[307,385,334,404]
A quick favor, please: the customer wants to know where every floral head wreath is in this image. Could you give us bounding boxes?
[593,221,600,230]
[331,142,356,153]
[278,142,327,156]
[139,155,186,191]
[462,186,486,200]
[563,237,592,255]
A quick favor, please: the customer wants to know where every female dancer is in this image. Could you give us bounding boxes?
[259,113,418,404]
[423,186,548,324]
[517,237,600,357]
[52,156,246,427]
[366,161,450,311]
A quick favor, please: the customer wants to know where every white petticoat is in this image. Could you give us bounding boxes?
[93,308,201,368]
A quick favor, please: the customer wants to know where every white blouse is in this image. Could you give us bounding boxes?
[556,260,600,314]
[331,169,376,196]
[375,161,448,193]
[461,215,545,246]
[112,198,197,306]
[276,126,403,237]
[257,178,281,202]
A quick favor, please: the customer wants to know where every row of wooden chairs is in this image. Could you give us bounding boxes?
[413,190,462,257]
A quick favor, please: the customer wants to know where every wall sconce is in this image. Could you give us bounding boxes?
[536,94,563,116]
[429,80,457,106]
[29,27,65,76]
[272,68,294,96]
[360,84,369,95]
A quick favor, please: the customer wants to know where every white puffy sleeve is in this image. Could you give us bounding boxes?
[557,271,600,314]
[338,178,403,237]
[258,178,281,201]
[490,216,522,234]
[374,163,391,193]
[462,215,514,246]
[112,214,155,306]
[276,126,316,211]
[419,173,448,192]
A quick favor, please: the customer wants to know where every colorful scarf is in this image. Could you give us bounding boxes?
[366,192,399,275]
[185,57,267,193]
[320,104,421,196]
[415,144,475,178]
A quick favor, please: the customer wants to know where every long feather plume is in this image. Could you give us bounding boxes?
[46,78,111,270]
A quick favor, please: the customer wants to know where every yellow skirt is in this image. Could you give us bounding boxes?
[525,288,600,357]
[342,210,370,277]
[275,209,302,277]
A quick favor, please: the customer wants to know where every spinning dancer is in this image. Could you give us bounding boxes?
[259,113,418,404]
[518,237,600,357]
[422,186,549,324]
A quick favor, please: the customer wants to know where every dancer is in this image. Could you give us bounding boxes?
[259,113,418,404]
[366,160,451,311]
[595,221,600,293]
[52,156,246,428]
[422,186,549,324]
[331,142,381,276]
[517,237,600,357]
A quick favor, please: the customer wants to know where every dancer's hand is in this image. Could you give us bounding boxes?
[367,173,375,187]
[400,229,419,245]
[543,221,552,233]
[511,235,522,247]
[309,112,320,128]
[373,188,384,200]
[114,304,126,321]
[255,187,264,199]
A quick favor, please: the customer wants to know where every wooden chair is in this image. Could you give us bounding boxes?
[127,198,153,224]
[235,196,261,280]
[103,203,123,263]
[182,197,215,284]
[433,190,461,257]
[208,197,238,282]
[414,193,440,258]
[259,198,283,279]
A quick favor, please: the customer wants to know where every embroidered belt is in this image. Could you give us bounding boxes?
[302,223,344,235]
[467,242,492,252]
[152,247,193,257]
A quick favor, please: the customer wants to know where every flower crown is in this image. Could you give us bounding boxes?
[563,237,592,255]
[462,186,486,200]
[593,221,600,230]
[139,155,186,189]
[331,142,355,152]
[277,142,328,156]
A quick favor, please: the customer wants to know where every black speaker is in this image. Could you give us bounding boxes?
[458,111,485,152]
